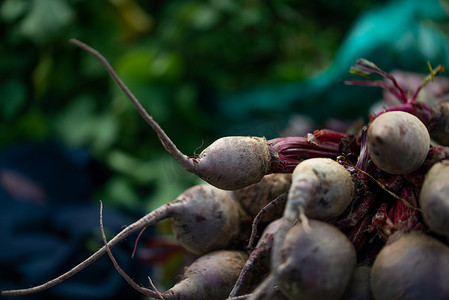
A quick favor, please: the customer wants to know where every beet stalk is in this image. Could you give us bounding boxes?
[229,218,283,298]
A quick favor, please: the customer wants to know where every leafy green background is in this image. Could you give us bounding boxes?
[0,0,387,211]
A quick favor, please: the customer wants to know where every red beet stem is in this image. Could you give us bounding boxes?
[369,203,395,241]
[268,130,349,172]
[345,58,408,103]
[411,64,445,102]
[393,184,422,231]
[355,128,369,180]
[371,101,434,125]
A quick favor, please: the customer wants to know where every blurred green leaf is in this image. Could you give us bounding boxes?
[0,0,29,23]
[0,78,27,120]
[143,155,199,211]
[32,52,53,98]
[53,95,96,146]
[189,4,220,30]
[116,49,154,82]
[102,175,141,210]
[150,52,184,81]
[16,110,49,138]
[109,0,154,39]
[18,0,74,44]
[90,113,119,153]
[237,5,264,26]
[106,150,159,184]
[53,94,119,153]
[105,149,198,210]
[116,48,184,83]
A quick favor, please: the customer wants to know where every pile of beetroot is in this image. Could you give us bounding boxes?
[3,40,449,300]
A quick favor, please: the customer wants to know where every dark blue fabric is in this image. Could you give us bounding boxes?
[0,141,150,299]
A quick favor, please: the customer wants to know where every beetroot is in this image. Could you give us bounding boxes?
[167,185,241,254]
[276,220,356,299]
[232,173,292,223]
[367,111,430,175]
[341,265,374,300]
[162,250,248,300]
[371,231,449,300]
[429,101,449,146]
[419,160,449,237]
[268,158,355,298]
[285,157,354,222]
[344,59,447,147]
[103,242,249,300]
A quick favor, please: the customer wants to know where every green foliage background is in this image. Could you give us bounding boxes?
[0,0,385,211]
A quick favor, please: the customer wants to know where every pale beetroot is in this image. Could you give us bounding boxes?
[102,239,248,300]
[285,157,354,222]
[161,250,248,300]
[371,231,449,300]
[419,160,449,237]
[193,136,271,190]
[367,111,430,174]
[269,157,355,297]
[341,265,374,300]
[232,173,292,223]
[429,101,449,146]
[276,220,356,300]
[120,184,241,255]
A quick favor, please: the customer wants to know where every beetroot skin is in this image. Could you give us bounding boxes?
[371,231,449,300]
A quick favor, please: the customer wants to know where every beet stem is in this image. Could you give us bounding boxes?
[354,127,369,180]
[1,203,172,296]
[148,276,165,300]
[229,241,271,298]
[99,201,161,298]
[228,295,252,300]
[347,58,408,103]
[69,39,196,174]
[411,63,445,101]
[247,192,288,249]
[268,133,346,173]
[246,274,276,300]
